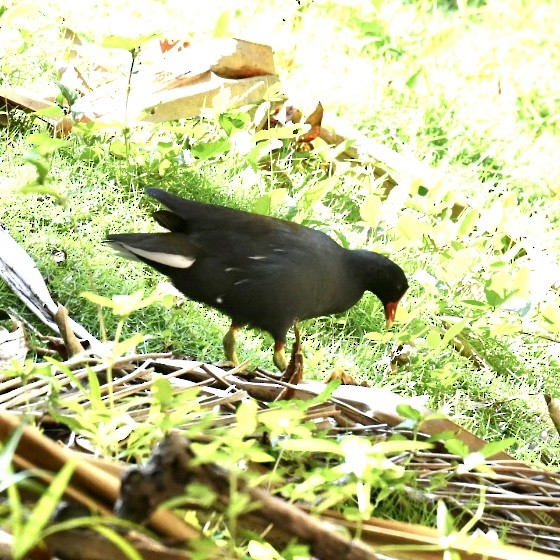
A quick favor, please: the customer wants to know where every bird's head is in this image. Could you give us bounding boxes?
[358,251,408,328]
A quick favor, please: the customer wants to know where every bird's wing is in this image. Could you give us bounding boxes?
[147,187,304,238]
[105,233,200,270]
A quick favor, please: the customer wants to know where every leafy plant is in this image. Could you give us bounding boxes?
[20,131,67,201]
[1,423,76,560]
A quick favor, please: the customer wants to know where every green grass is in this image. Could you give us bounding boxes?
[1,0,560,471]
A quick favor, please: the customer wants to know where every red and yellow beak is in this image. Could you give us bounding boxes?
[384,301,399,329]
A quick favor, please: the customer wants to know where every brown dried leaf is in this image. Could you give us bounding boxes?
[299,101,323,142]
[325,367,369,386]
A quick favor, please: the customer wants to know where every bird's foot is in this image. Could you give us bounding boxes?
[215,359,240,370]
[277,322,304,400]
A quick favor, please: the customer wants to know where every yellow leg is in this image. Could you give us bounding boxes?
[273,341,287,372]
[279,321,304,388]
[223,324,240,365]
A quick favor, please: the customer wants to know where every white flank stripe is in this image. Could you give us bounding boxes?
[122,244,195,268]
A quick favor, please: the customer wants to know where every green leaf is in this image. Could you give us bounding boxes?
[479,438,516,458]
[396,404,422,421]
[34,105,66,119]
[109,140,127,157]
[101,33,155,51]
[314,137,355,163]
[364,331,393,343]
[260,409,304,433]
[436,499,455,536]
[427,430,458,443]
[184,482,218,507]
[457,208,479,237]
[21,152,49,184]
[213,10,231,38]
[484,268,525,310]
[253,188,288,215]
[484,288,503,308]
[79,146,102,162]
[432,362,462,387]
[219,112,249,135]
[426,329,442,349]
[246,138,282,167]
[489,323,522,336]
[19,183,66,203]
[301,177,337,207]
[246,449,275,463]
[113,333,145,356]
[440,318,469,347]
[86,367,103,409]
[231,399,258,439]
[12,460,76,560]
[307,380,341,406]
[191,138,231,159]
[252,124,306,142]
[27,132,67,154]
[281,438,341,454]
[444,438,469,458]
[111,291,145,315]
[228,492,252,518]
[541,302,560,327]
[405,67,422,89]
[360,196,382,227]
[82,289,164,317]
[56,81,79,105]
[248,540,282,559]
[0,422,25,493]
[1,2,36,22]
[152,377,174,407]
[397,213,425,241]
[462,299,487,308]
[80,291,114,308]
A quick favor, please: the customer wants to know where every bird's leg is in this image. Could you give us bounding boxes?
[280,321,304,386]
[273,340,288,372]
[223,323,240,366]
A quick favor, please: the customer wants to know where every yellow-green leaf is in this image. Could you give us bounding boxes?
[360,196,382,228]
[457,208,479,237]
[102,33,156,51]
[213,11,231,38]
[252,124,307,142]
[281,438,340,454]
[397,213,426,241]
[231,399,258,439]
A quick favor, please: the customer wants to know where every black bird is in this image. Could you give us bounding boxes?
[106,188,408,371]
